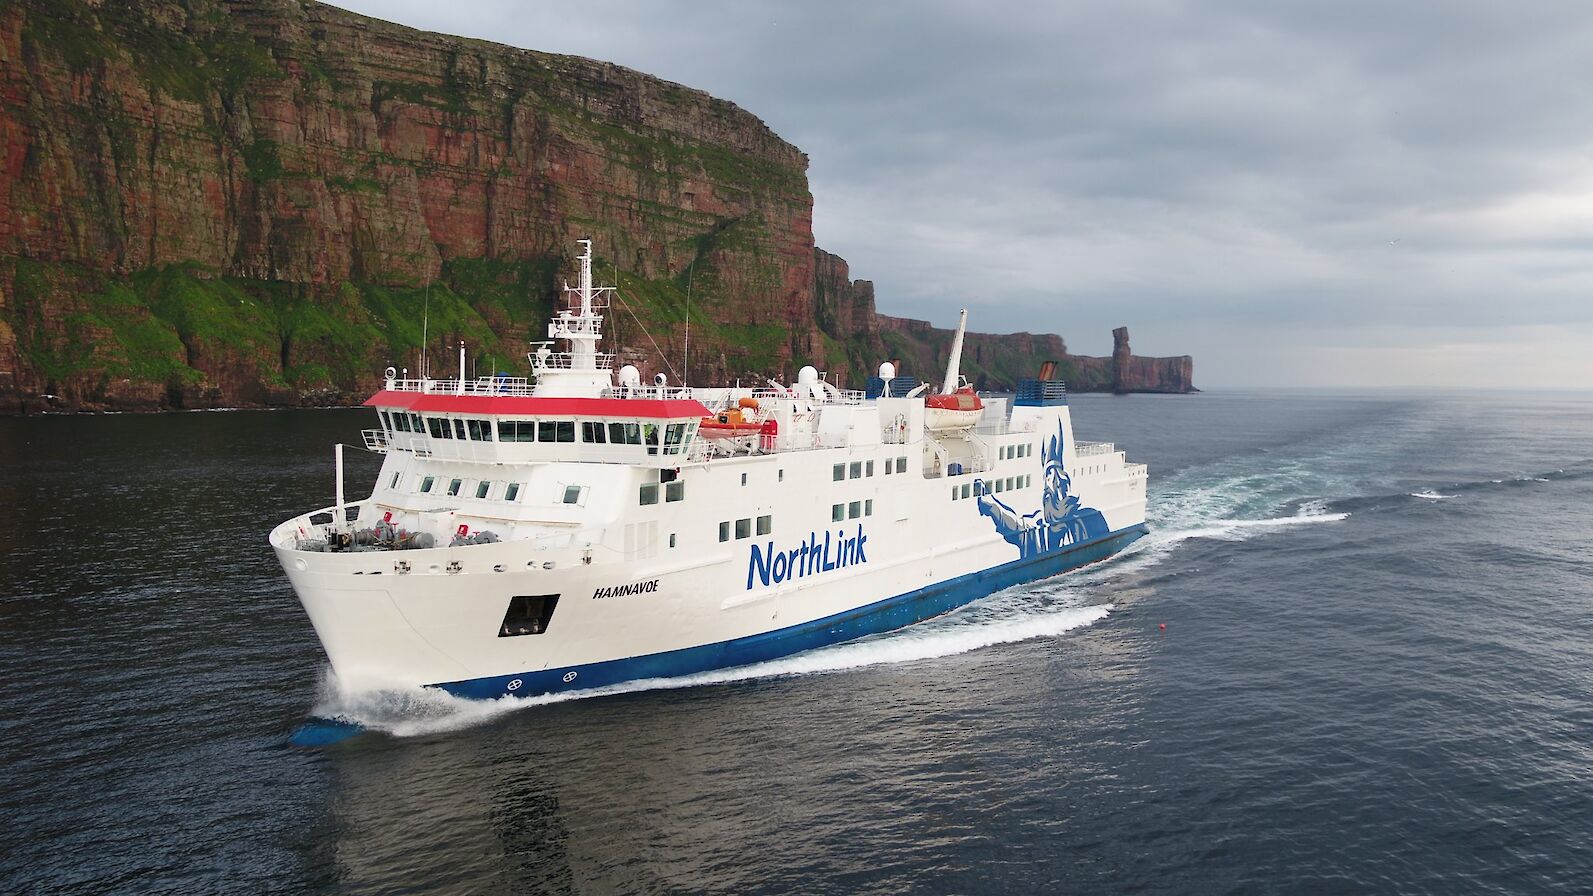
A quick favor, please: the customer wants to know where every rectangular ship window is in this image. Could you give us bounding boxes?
[833,464,845,482]
[639,483,659,505]
[428,418,450,439]
[850,461,862,479]
[865,499,874,516]
[453,419,466,440]
[505,483,521,502]
[735,518,751,539]
[389,472,401,489]
[896,457,907,474]
[866,460,875,476]
[719,521,730,542]
[421,476,435,493]
[582,422,606,443]
[448,478,463,496]
[849,501,861,519]
[476,481,491,499]
[410,413,423,432]
[555,421,575,443]
[664,423,686,454]
[467,419,493,441]
[564,485,584,504]
[952,487,959,501]
[666,481,685,502]
[832,503,845,522]
[962,483,972,499]
[499,595,559,637]
[756,515,772,535]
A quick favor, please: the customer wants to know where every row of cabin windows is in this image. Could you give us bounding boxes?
[999,443,1032,461]
[951,475,1031,501]
[382,411,696,454]
[830,499,874,521]
[718,515,773,542]
[638,481,687,505]
[831,457,911,482]
[402,473,582,505]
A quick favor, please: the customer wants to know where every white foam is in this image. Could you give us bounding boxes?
[1408,491,1458,500]
[315,603,1114,738]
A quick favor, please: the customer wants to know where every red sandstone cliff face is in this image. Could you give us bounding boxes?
[0,0,1190,412]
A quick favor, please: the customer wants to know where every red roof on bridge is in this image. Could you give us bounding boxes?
[364,391,711,419]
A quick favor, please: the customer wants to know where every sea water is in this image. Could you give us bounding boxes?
[2,390,1591,894]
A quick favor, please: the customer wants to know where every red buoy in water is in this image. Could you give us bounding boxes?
[1158,623,1166,631]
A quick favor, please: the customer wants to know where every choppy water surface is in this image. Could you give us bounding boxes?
[3,391,1592,894]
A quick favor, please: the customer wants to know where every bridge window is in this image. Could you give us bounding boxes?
[427,417,451,439]
[467,419,493,441]
[666,482,685,502]
[498,421,535,442]
[452,419,466,440]
[611,422,642,444]
[756,515,772,535]
[582,422,606,443]
[420,476,435,493]
[476,481,491,499]
[447,478,463,496]
[663,423,689,455]
[639,483,659,505]
[505,482,521,502]
[499,595,558,637]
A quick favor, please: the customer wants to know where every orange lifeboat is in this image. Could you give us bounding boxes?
[699,397,765,439]
[924,386,983,430]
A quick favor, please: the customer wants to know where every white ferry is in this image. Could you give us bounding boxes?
[271,241,1149,703]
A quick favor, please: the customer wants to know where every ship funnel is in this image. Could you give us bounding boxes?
[941,309,968,395]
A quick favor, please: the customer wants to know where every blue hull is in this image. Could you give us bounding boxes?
[435,524,1149,701]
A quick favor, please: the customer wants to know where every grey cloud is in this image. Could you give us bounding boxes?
[334,0,1593,386]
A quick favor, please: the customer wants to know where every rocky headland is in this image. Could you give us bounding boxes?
[0,0,1192,413]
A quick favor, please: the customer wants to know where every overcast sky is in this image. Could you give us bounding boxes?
[330,0,1593,387]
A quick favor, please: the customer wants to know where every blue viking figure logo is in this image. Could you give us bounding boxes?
[976,422,1110,557]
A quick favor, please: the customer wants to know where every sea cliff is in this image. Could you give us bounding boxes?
[0,0,1192,412]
